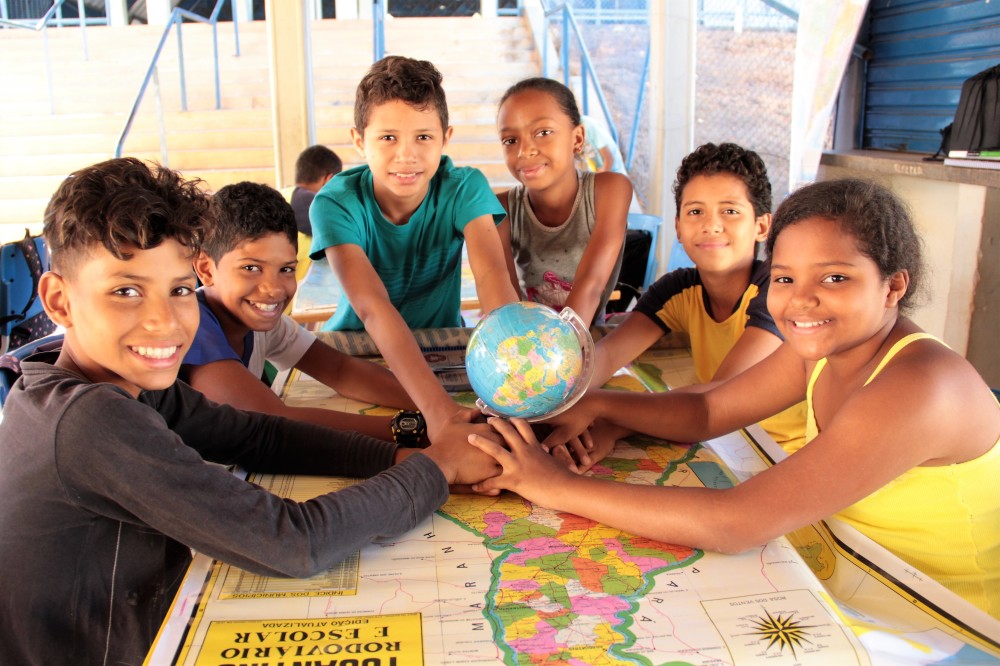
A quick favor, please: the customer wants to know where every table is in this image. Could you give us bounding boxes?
[146,330,1000,665]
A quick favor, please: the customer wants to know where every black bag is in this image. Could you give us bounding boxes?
[1,230,57,353]
[949,64,1000,153]
[606,228,652,314]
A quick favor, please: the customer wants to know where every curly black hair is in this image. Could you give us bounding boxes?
[672,143,772,218]
[766,178,925,314]
[203,182,297,262]
[43,157,209,276]
[354,55,449,135]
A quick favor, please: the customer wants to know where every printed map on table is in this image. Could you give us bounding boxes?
[166,364,870,665]
[155,337,1000,666]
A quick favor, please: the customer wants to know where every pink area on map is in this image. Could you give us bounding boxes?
[569,591,631,615]
[501,578,542,592]
[481,510,514,538]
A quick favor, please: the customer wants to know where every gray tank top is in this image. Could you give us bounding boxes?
[507,170,624,322]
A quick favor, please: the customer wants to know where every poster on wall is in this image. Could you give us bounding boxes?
[788,0,868,192]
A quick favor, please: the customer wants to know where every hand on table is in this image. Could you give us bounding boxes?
[422,412,503,487]
[468,418,575,501]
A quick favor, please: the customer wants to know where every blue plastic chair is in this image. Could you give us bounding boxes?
[625,213,662,289]
[666,237,695,272]
[0,332,63,408]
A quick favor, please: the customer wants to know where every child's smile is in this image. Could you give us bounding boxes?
[199,233,298,341]
[56,239,199,397]
[768,216,900,362]
[497,88,583,196]
[353,100,451,224]
[676,173,768,275]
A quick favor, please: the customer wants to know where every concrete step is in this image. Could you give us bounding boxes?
[1,15,536,229]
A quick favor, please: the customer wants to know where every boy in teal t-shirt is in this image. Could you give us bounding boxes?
[311,155,502,331]
[309,55,518,450]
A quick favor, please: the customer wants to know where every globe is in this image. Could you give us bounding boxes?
[465,301,595,421]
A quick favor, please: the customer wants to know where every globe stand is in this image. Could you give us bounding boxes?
[472,306,595,423]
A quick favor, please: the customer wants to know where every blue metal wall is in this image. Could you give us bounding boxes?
[863,0,1000,153]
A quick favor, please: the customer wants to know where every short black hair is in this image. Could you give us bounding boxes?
[673,143,772,218]
[43,157,209,276]
[498,77,581,126]
[295,145,342,185]
[203,182,297,262]
[354,55,449,135]
[767,178,925,314]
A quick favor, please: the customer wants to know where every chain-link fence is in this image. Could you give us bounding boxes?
[555,0,799,209]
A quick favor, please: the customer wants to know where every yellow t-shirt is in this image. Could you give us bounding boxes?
[807,333,1000,617]
[635,263,806,451]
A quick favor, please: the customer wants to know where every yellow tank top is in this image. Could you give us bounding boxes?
[806,333,1000,617]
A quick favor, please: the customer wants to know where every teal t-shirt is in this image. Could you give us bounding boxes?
[309,156,504,331]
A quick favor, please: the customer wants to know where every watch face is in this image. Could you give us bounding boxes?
[398,416,419,431]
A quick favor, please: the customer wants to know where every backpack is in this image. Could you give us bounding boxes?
[1,230,57,354]
[606,228,653,314]
[949,64,1000,154]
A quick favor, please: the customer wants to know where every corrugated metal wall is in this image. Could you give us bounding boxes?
[862,0,1000,154]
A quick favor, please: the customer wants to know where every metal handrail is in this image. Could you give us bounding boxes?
[0,0,95,114]
[542,4,618,148]
[374,0,385,61]
[114,0,240,160]
[626,44,649,172]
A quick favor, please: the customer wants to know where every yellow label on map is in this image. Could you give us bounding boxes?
[194,613,423,666]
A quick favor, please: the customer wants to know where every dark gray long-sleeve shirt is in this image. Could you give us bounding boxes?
[0,358,448,666]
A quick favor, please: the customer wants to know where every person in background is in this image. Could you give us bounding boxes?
[579,114,628,176]
[282,144,343,283]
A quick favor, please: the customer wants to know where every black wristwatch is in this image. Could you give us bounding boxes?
[391,410,427,447]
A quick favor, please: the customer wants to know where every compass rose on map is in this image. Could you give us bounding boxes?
[748,608,820,657]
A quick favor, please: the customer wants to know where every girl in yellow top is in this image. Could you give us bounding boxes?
[469,178,1000,617]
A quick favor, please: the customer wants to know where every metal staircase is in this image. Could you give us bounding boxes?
[0,15,538,240]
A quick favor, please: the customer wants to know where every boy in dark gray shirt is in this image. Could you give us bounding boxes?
[0,158,499,666]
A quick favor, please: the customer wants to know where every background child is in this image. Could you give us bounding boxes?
[0,158,501,665]
[472,178,1000,618]
[309,55,518,448]
[182,181,417,442]
[282,144,343,283]
[583,143,805,465]
[496,77,632,326]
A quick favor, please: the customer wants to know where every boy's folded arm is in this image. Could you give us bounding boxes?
[295,339,416,410]
[58,391,448,577]
[465,215,520,314]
